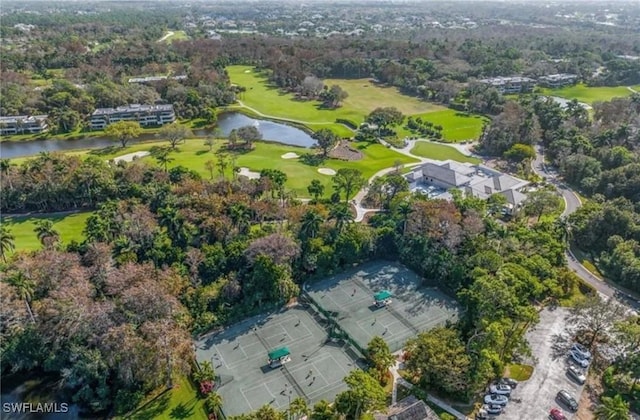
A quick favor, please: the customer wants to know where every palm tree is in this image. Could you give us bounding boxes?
[154,149,174,172]
[6,271,36,322]
[329,203,353,234]
[288,396,309,420]
[0,225,15,263]
[311,400,335,420]
[594,394,630,420]
[33,219,59,248]
[300,210,323,239]
[204,392,223,420]
[396,201,413,234]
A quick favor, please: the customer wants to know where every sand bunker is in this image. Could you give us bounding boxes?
[281,152,300,159]
[318,168,337,176]
[238,167,261,179]
[111,151,150,163]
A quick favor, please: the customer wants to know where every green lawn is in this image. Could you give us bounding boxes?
[123,376,206,420]
[146,139,418,197]
[2,211,92,252]
[160,30,190,43]
[410,141,481,164]
[505,364,534,381]
[227,65,447,137]
[539,83,638,104]
[397,110,487,142]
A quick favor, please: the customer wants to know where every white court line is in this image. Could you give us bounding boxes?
[212,344,229,369]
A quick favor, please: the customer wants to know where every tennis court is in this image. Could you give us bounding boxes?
[196,306,361,416]
[305,261,461,352]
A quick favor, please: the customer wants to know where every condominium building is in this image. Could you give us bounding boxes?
[0,115,49,135]
[90,104,176,130]
[538,73,578,88]
[479,76,535,94]
[127,75,187,84]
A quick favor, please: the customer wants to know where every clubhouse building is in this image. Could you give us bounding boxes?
[90,104,176,130]
[406,160,530,214]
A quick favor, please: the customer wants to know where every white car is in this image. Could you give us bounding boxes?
[489,383,512,395]
[569,349,590,368]
[484,394,508,406]
[571,343,591,360]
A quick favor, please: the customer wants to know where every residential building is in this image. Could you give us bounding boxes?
[127,75,187,84]
[375,396,439,420]
[406,160,530,213]
[0,115,49,135]
[90,104,176,130]
[538,73,578,88]
[479,76,535,94]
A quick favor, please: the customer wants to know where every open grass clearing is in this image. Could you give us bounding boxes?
[410,141,481,164]
[123,376,206,420]
[159,30,190,43]
[397,110,487,142]
[227,65,447,136]
[2,211,92,252]
[539,83,638,104]
[504,364,534,381]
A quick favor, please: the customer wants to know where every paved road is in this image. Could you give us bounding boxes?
[532,145,640,310]
[501,308,582,420]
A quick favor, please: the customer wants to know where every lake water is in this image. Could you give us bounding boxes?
[0,113,316,159]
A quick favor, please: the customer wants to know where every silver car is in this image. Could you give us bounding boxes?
[571,343,591,360]
[489,383,512,395]
[567,365,586,384]
[484,394,508,406]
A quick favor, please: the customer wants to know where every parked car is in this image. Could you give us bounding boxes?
[482,404,503,415]
[556,390,578,412]
[571,343,592,360]
[567,365,586,385]
[475,410,490,420]
[549,408,567,420]
[498,378,518,388]
[484,394,509,406]
[569,349,590,368]
[489,383,512,395]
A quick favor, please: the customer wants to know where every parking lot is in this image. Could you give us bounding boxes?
[499,307,584,420]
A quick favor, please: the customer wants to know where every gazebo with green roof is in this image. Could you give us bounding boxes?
[374,290,393,307]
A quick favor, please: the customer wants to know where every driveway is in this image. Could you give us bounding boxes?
[500,307,583,420]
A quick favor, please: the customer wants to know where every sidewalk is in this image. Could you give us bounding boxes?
[389,354,471,420]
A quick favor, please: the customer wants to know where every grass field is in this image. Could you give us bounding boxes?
[227,66,455,138]
[410,141,481,164]
[139,140,416,197]
[539,83,640,104]
[2,211,92,252]
[124,376,206,420]
[159,30,190,43]
[398,110,487,142]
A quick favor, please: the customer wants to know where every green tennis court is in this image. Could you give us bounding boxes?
[305,261,461,352]
[195,306,362,416]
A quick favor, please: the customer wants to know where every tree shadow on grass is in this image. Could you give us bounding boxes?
[88,146,121,156]
[169,400,197,419]
[128,390,171,420]
[195,149,212,156]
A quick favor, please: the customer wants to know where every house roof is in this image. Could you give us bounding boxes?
[375,396,440,420]
[498,188,528,207]
[422,161,473,187]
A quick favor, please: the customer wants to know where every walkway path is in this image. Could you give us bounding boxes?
[628,86,638,94]
[352,138,469,222]
[234,101,354,131]
[157,31,174,42]
[389,354,470,419]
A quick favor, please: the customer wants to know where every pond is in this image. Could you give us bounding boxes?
[0,112,316,159]
[0,374,88,420]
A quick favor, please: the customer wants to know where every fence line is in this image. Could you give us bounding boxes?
[282,364,309,403]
